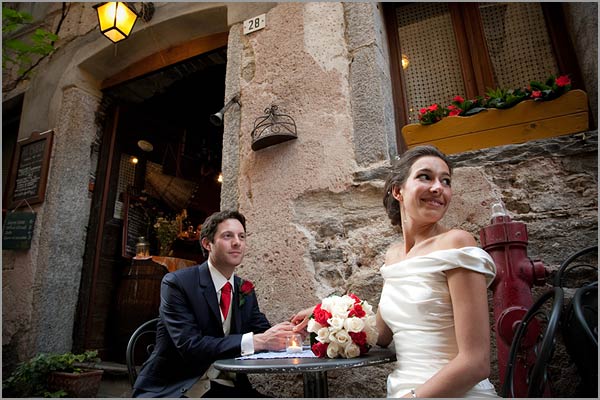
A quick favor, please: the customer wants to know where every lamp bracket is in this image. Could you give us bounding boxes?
[250,105,298,151]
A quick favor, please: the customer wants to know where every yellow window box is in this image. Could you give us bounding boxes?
[402,89,589,155]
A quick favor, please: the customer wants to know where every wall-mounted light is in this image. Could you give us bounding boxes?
[401,54,410,70]
[217,173,223,184]
[131,156,139,164]
[94,2,154,43]
[210,95,241,126]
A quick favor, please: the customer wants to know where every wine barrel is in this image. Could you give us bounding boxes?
[114,258,168,363]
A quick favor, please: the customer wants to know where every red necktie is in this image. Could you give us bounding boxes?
[220,282,232,320]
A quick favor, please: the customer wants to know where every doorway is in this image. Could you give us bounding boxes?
[74,46,227,362]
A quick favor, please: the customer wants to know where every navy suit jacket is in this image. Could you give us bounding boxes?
[132,262,271,397]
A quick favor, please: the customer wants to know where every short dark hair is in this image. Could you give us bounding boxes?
[200,210,246,256]
[383,145,452,226]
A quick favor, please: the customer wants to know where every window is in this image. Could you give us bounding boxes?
[384,2,585,151]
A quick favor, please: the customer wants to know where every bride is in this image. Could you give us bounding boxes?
[292,145,498,398]
[377,145,497,397]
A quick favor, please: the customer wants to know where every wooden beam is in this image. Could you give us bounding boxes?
[382,3,408,154]
[101,31,229,89]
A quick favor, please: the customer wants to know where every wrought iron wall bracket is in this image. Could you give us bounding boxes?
[250,105,297,151]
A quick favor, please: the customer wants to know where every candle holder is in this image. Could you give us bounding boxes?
[286,333,303,353]
[134,236,150,259]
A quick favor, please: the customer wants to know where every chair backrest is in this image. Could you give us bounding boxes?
[126,317,160,387]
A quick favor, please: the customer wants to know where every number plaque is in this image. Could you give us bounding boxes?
[243,14,266,35]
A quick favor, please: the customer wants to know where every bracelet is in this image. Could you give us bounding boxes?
[410,389,417,398]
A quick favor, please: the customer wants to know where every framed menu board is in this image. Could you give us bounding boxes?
[5,130,54,209]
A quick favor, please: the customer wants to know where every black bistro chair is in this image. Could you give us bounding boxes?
[126,317,160,387]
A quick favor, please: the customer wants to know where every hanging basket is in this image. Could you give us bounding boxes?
[251,105,298,151]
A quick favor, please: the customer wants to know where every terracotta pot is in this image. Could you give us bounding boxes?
[47,369,104,397]
[402,89,589,154]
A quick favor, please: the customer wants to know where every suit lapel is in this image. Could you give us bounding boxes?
[232,276,242,333]
[198,263,222,325]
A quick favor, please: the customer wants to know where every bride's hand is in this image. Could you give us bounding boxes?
[290,306,315,333]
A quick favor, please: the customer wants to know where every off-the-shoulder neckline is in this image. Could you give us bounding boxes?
[382,246,486,268]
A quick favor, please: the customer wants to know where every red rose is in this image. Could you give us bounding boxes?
[531,90,542,99]
[240,280,254,295]
[453,95,465,103]
[311,341,328,358]
[349,331,367,346]
[348,304,366,318]
[313,304,332,326]
[555,75,571,87]
[348,293,361,304]
[359,344,370,355]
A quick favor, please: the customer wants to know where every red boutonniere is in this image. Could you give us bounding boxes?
[238,279,254,307]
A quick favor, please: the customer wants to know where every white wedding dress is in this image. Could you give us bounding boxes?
[379,247,498,398]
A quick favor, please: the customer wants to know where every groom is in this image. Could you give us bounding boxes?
[132,210,295,398]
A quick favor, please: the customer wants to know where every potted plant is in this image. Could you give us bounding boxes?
[2,350,103,398]
[402,75,589,154]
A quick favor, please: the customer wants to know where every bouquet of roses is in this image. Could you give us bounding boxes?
[307,293,378,359]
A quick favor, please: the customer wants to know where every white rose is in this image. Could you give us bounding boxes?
[344,317,365,333]
[365,315,377,329]
[341,295,356,308]
[332,329,351,346]
[327,316,344,331]
[365,326,379,346]
[326,341,340,358]
[316,327,330,343]
[343,342,361,359]
[331,297,351,317]
[307,319,322,334]
[321,297,336,312]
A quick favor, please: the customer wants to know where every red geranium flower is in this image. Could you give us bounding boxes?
[313,303,332,326]
[555,75,571,87]
[427,104,438,112]
[531,90,542,99]
[453,95,465,103]
[311,341,329,358]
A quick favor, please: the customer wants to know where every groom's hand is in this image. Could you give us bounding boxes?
[253,321,295,352]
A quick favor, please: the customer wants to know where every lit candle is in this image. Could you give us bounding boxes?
[286,334,303,353]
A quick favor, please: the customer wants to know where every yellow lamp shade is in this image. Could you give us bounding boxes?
[94,2,139,43]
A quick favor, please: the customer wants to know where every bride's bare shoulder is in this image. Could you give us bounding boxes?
[385,241,405,265]
[440,229,477,248]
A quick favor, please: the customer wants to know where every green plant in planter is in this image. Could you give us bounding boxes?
[2,350,100,398]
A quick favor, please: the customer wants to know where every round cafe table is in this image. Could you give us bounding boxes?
[213,347,396,397]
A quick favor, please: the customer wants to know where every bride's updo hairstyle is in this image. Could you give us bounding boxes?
[383,145,452,226]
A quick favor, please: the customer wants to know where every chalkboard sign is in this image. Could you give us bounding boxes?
[2,212,37,250]
[6,130,54,209]
[122,194,151,258]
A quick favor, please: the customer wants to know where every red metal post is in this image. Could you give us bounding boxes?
[480,203,547,397]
